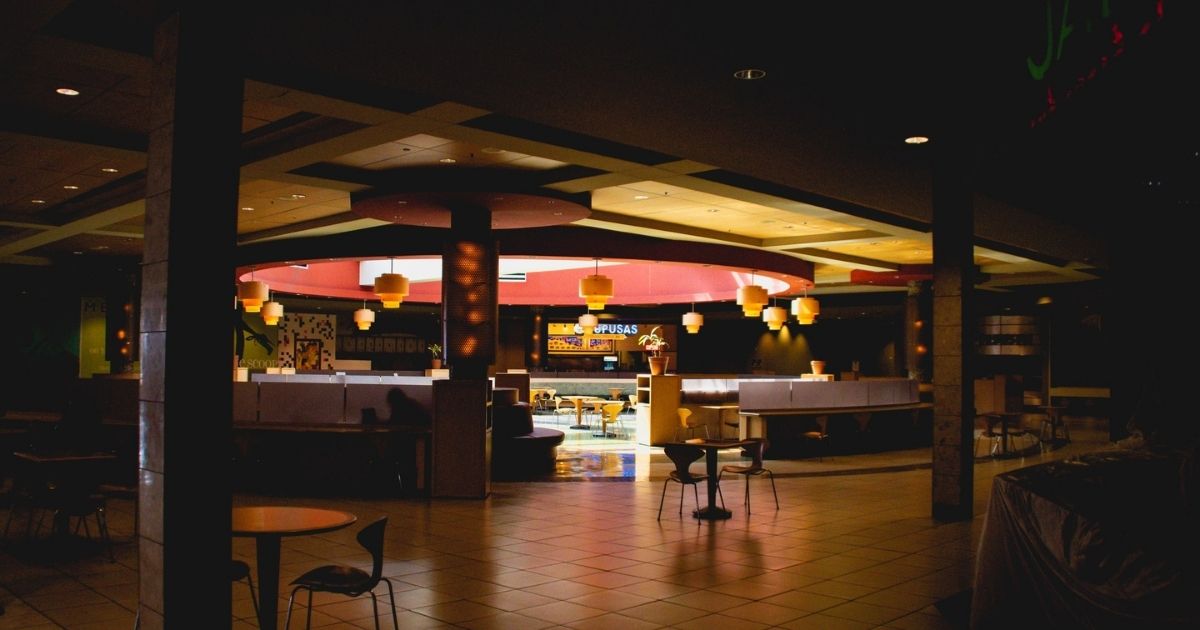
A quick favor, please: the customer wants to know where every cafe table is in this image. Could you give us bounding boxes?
[232,506,357,630]
[668,438,753,520]
[560,395,600,430]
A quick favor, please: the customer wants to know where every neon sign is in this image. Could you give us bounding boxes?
[1025,0,1165,128]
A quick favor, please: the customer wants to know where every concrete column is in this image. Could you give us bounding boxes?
[930,135,975,522]
[138,10,242,628]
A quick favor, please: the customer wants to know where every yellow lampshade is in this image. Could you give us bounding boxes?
[763,305,787,330]
[579,273,613,310]
[374,273,409,308]
[238,280,269,313]
[353,307,375,331]
[261,300,283,326]
[737,284,767,317]
[682,310,703,334]
[578,312,598,334]
[792,296,820,325]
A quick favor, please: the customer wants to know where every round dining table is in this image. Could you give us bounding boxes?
[233,506,357,630]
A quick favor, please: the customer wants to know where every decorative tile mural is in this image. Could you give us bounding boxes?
[277,313,337,369]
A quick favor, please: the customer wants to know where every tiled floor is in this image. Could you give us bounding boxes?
[1,416,1113,629]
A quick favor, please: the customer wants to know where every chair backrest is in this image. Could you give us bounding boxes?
[546,388,556,398]
[677,408,692,428]
[746,438,768,470]
[356,516,389,583]
[603,402,624,421]
[664,444,704,483]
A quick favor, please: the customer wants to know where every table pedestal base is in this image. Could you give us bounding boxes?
[693,506,732,520]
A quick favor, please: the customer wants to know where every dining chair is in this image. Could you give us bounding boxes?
[285,516,398,630]
[232,559,260,620]
[718,438,778,513]
[600,402,626,438]
[658,444,723,519]
[676,408,708,441]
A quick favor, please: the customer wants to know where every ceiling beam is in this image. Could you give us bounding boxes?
[238,212,387,244]
[0,200,144,257]
[761,229,891,249]
[581,209,761,247]
[783,248,898,272]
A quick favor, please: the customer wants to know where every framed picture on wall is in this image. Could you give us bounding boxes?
[295,338,322,370]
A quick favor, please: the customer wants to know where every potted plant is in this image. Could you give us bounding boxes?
[637,326,670,375]
[428,343,443,369]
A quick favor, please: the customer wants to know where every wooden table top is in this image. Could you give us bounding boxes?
[13,450,118,464]
[232,506,357,537]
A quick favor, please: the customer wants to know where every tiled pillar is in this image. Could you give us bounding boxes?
[138,11,243,628]
[931,135,975,522]
[904,281,921,378]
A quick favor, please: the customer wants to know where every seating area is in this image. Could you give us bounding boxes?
[491,388,564,480]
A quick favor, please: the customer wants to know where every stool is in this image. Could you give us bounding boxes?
[801,415,829,461]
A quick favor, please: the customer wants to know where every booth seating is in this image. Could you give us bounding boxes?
[491,387,563,479]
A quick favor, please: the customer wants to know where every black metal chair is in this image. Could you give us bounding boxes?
[718,438,779,513]
[285,516,398,630]
[232,559,260,620]
[658,444,723,520]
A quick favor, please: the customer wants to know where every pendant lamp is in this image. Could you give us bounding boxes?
[353,301,375,331]
[578,258,613,311]
[261,296,283,326]
[791,289,820,325]
[578,312,598,335]
[736,270,767,317]
[238,268,268,313]
[763,303,788,330]
[682,305,703,334]
[374,258,409,308]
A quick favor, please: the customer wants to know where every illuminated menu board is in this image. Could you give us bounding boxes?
[547,322,642,354]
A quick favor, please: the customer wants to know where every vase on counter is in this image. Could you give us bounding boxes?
[810,360,825,375]
[649,355,669,376]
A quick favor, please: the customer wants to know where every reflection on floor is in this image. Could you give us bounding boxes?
[0,416,1114,629]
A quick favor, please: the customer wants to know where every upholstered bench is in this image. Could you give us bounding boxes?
[492,388,564,479]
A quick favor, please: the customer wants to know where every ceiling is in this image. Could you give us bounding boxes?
[2,2,1194,295]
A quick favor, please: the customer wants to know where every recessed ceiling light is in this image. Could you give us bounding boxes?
[31,199,46,204]
[552,211,563,216]
[241,207,254,212]
[100,167,119,173]
[63,184,79,190]
[733,68,766,80]
[707,208,719,213]
[481,147,506,154]
[72,250,83,255]
[439,158,456,164]
[904,136,930,145]
[277,193,306,200]
[634,195,650,200]
[92,245,110,250]
[56,87,80,96]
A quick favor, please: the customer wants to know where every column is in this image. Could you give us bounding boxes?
[139,10,242,628]
[930,134,975,522]
[904,281,921,378]
[441,203,498,380]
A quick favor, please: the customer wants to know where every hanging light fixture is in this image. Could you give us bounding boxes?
[736,270,768,317]
[238,268,268,313]
[791,287,820,324]
[763,299,788,331]
[353,301,375,331]
[261,294,284,326]
[578,311,598,335]
[682,304,703,334]
[578,258,613,311]
[374,257,409,308]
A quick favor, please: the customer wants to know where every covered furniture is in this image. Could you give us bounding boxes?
[971,448,1200,630]
[491,388,564,479]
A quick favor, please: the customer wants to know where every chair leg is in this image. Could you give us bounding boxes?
[691,483,699,515]
[369,590,380,630]
[245,573,260,621]
[766,470,779,509]
[306,588,314,629]
[285,585,306,630]
[382,577,399,630]
[657,480,670,520]
[744,474,752,514]
[679,483,686,516]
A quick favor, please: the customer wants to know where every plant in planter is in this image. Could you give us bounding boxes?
[428,343,443,369]
[637,326,671,375]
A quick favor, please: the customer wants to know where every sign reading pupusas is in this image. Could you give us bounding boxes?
[548,322,639,336]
